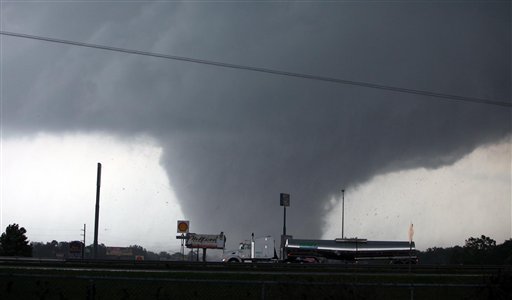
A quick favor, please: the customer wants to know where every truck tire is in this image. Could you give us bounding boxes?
[228,258,240,263]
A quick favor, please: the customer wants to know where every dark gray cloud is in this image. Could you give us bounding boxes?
[2,2,510,244]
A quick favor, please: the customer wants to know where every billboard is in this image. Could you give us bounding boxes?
[69,241,83,253]
[280,193,290,207]
[106,247,134,256]
[69,241,83,259]
[185,233,226,249]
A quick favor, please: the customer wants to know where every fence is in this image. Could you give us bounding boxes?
[0,272,508,300]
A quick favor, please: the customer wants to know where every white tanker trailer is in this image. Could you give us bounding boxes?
[284,238,417,264]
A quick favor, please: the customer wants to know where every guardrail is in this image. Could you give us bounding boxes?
[1,257,510,275]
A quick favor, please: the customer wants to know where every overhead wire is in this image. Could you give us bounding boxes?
[0,30,510,108]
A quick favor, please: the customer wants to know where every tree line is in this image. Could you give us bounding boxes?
[417,235,512,265]
[1,223,511,264]
[0,224,188,261]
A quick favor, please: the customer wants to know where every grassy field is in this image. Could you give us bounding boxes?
[0,260,510,299]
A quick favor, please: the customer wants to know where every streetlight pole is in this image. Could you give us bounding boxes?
[341,189,345,239]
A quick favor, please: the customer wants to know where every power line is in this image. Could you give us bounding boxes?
[1,30,510,108]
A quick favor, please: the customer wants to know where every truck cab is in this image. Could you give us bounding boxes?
[222,234,277,263]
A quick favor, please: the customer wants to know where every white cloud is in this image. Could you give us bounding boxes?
[0,133,185,253]
[322,139,511,250]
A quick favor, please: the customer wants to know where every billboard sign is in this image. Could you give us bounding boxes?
[106,247,134,256]
[69,241,83,253]
[69,241,83,259]
[280,193,290,207]
[185,233,226,249]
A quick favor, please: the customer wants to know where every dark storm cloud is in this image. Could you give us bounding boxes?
[2,2,510,243]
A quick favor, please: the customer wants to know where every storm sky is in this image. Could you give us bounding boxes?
[1,1,510,252]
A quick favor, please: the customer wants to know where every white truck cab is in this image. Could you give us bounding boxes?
[222,234,277,263]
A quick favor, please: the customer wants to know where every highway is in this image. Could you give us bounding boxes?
[0,257,509,275]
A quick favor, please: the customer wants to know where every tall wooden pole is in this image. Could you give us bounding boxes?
[94,163,101,259]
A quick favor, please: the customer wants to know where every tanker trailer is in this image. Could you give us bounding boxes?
[284,238,417,264]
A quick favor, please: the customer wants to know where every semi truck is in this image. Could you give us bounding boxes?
[222,234,416,264]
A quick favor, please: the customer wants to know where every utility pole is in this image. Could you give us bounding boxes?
[341,189,345,239]
[81,224,86,259]
[280,193,290,260]
[94,163,102,259]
